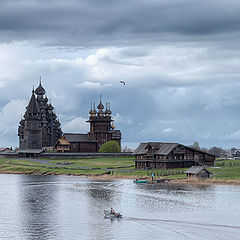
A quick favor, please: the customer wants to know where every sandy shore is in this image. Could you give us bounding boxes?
[1,170,240,185]
[84,174,240,185]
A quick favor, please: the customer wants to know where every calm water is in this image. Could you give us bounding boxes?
[0,174,239,240]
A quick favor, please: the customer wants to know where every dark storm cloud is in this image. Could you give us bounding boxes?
[1,0,240,46]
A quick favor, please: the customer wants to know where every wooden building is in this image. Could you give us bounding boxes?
[54,133,98,153]
[133,142,215,169]
[0,147,13,153]
[55,96,122,153]
[87,96,121,150]
[17,149,44,158]
[54,136,71,153]
[185,166,212,178]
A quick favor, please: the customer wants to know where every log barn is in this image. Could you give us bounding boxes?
[133,142,215,169]
[185,166,212,178]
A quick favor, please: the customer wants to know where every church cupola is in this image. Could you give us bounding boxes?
[89,103,95,119]
[97,95,104,116]
[105,102,112,118]
[47,103,54,111]
[35,79,46,97]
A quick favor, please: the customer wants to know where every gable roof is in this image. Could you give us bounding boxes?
[58,138,71,145]
[133,142,216,157]
[64,133,96,143]
[133,142,178,155]
[185,166,212,174]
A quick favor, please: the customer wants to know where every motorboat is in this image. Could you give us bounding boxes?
[104,210,122,219]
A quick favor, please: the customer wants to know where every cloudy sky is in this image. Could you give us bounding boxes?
[1,0,240,149]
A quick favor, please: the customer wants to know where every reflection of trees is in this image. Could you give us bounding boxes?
[19,175,59,240]
[135,182,214,211]
[85,181,117,203]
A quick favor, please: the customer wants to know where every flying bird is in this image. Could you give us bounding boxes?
[120,81,126,85]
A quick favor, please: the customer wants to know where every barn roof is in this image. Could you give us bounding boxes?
[133,142,216,157]
[64,133,96,143]
[185,166,211,174]
[133,142,178,155]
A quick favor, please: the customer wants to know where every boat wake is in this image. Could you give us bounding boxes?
[124,217,240,230]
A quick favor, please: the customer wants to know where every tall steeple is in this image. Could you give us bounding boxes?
[25,89,40,119]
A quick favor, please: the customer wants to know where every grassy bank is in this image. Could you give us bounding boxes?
[0,157,239,183]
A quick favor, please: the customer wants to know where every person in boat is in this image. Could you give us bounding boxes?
[110,207,115,214]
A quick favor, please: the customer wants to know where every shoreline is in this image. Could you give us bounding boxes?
[1,170,240,185]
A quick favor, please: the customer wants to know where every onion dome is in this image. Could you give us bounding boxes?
[19,119,25,125]
[89,103,94,115]
[44,96,48,103]
[47,104,54,111]
[35,81,46,95]
[93,103,97,115]
[97,95,104,111]
[105,102,112,116]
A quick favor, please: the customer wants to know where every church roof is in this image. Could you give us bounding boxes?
[64,133,96,143]
[26,91,40,114]
[35,82,46,95]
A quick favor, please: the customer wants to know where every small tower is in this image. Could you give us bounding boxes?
[87,95,113,150]
[22,90,42,149]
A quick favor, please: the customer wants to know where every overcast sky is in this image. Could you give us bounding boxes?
[1,0,240,149]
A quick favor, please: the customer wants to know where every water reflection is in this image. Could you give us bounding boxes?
[0,174,239,240]
[19,175,60,240]
[131,182,215,212]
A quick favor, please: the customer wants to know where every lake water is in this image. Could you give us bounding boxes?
[0,174,239,240]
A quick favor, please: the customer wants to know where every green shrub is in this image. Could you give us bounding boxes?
[99,141,121,153]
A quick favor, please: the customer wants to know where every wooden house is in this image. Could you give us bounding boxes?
[133,142,215,169]
[185,166,212,178]
[0,147,13,153]
[61,133,98,153]
[54,136,71,153]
